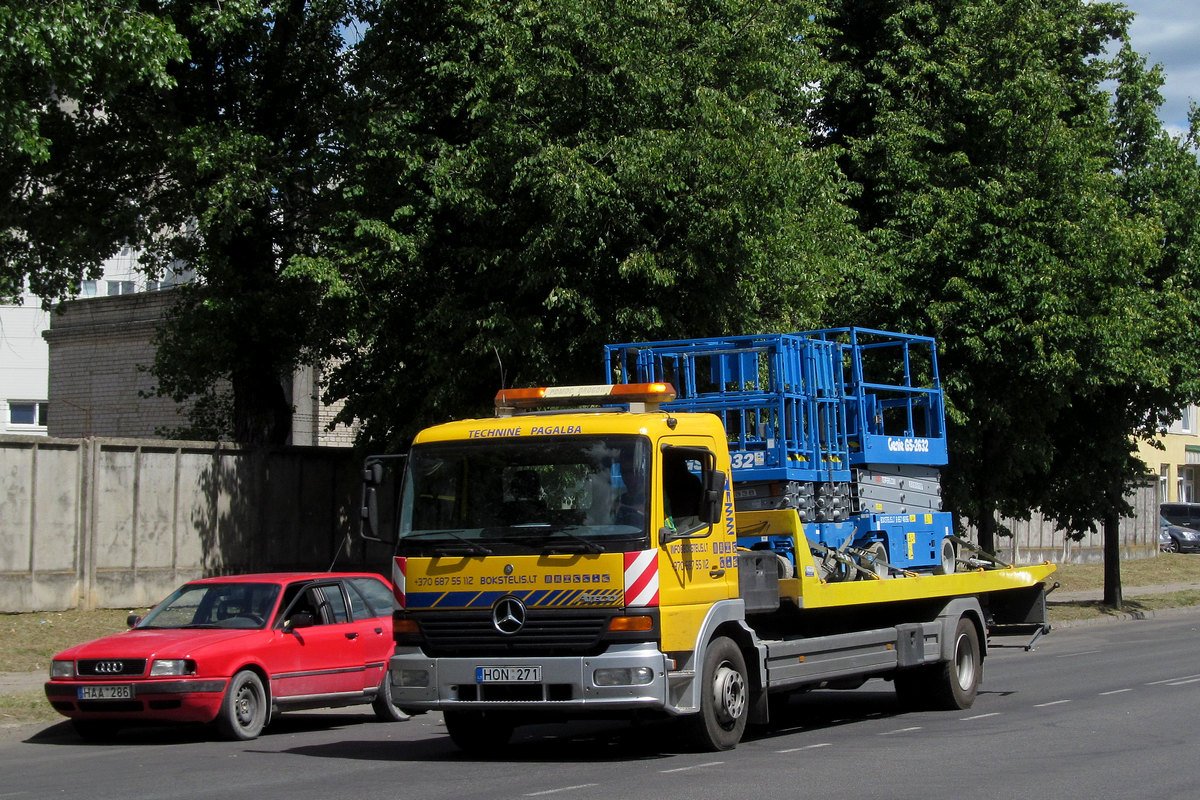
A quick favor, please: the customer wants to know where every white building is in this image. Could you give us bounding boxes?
[1,250,190,435]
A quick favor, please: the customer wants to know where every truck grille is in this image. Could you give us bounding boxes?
[414,609,611,656]
[77,659,147,677]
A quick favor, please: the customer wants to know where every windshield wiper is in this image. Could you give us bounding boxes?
[402,529,492,555]
[479,524,602,554]
[538,525,603,554]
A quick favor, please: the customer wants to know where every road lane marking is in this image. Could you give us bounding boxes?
[777,743,832,753]
[1167,677,1200,686]
[1099,688,1133,696]
[1147,674,1200,685]
[880,727,922,735]
[525,785,599,796]
[1054,650,1102,659]
[1033,700,1071,707]
[960,712,999,720]
[661,762,724,774]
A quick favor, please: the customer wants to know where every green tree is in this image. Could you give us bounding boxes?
[303,0,863,448]
[1039,46,1200,607]
[1,0,185,300]
[3,1,362,444]
[813,0,1179,559]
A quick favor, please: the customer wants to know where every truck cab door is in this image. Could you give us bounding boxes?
[655,439,738,610]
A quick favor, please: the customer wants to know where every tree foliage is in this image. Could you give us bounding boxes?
[812,0,1200,566]
[1,0,185,300]
[5,0,1200,590]
[300,0,864,448]
[3,1,362,444]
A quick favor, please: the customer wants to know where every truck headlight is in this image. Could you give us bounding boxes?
[593,667,655,687]
[50,660,75,679]
[150,659,196,676]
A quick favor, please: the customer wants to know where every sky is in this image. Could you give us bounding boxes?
[1121,0,1199,136]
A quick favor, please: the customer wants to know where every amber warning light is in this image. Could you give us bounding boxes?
[494,383,677,413]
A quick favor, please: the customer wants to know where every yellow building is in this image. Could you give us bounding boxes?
[1136,405,1200,503]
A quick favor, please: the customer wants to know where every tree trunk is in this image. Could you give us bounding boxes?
[1102,509,1123,608]
[977,511,996,555]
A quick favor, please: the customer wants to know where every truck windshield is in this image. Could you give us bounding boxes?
[398,435,650,556]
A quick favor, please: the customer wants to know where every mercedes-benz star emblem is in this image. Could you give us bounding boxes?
[492,596,526,635]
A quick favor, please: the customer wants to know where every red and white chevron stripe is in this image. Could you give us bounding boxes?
[392,556,407,609]
[623,550,659,607]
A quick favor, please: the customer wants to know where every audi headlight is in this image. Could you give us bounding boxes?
[150,659,196,677]
[50,660,75,679]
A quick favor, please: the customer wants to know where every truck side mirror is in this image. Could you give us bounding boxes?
[699,469,726,523]
[358,455,407,545]
[361,486,381,540]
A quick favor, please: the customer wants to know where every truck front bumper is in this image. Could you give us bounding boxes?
[389,643,676,713]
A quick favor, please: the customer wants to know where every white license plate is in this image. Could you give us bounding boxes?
[78,684,133,700]
[475,666,541,683]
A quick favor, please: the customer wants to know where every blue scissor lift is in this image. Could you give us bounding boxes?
[604,328,956,577]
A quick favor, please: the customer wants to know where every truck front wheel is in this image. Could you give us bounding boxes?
[687,636,749,751]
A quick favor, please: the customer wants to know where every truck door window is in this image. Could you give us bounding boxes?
[663,447,706,534]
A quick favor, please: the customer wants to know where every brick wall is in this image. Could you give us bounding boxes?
[44,290,356,446]
[43,290,188,438]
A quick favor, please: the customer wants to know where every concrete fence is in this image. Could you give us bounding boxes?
[0,434,392,612]
[0,434,1159,612]
[982,480,1159,566]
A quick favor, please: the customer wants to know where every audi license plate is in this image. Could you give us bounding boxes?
[78,684,133,700]
[475,666,541,683]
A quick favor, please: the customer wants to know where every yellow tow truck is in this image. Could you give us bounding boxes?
[361,330,1055,752]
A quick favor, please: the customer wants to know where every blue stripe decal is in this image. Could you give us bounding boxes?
[406,587,623,610]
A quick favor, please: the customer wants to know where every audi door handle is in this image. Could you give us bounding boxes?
[345,632,359,640]
[374,627,384,634]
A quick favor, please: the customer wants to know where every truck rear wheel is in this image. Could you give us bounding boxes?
[443,710,514,754]
[895,616,981,711]
[686,636,748,751]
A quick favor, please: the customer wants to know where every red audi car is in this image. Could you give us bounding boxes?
[45,572,404,741]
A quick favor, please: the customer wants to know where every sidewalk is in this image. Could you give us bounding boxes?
[1047,580,1200,603]
[0,671,44,694]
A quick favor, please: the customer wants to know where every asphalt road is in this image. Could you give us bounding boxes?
[4,613,1200,800]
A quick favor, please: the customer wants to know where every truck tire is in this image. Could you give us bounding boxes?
[936,616,981,709]
[686,636,749,751]
[443,709,514,754]
[895,617,981,711]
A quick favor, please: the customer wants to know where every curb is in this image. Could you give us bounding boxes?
[1049,603,1200,629]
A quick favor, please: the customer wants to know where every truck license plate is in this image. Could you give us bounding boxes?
[78,684,133,700]
[475,666,541,683]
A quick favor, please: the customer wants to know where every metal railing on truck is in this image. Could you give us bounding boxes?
[603,327,948,484]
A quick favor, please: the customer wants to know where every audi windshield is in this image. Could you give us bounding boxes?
[135,583,282,630]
